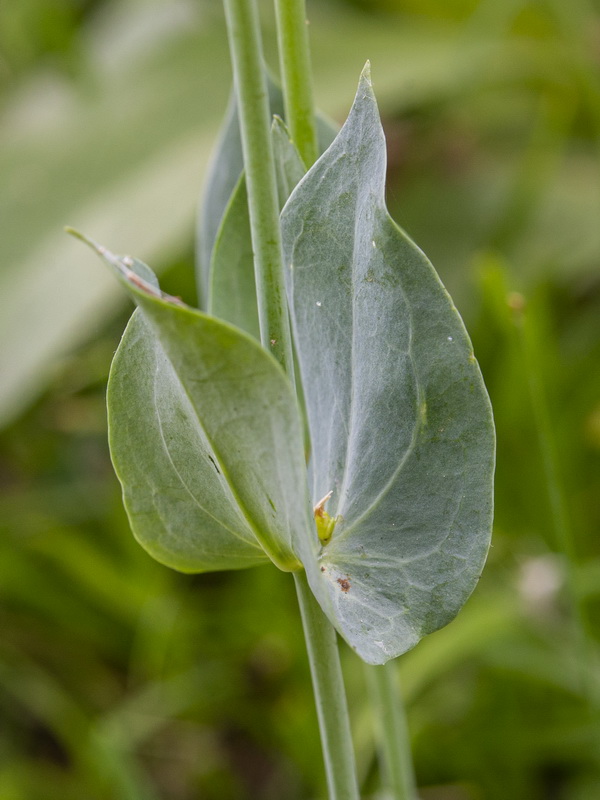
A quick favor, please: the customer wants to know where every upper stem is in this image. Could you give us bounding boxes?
[223,7,360,798]
[293,571,361,800]
[274,0,319,167]
[223,0,295,377]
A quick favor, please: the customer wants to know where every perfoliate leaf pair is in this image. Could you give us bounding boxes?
[72,67,494,664]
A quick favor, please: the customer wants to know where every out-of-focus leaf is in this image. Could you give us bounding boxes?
[281,68,495,664]
[0,640,156,800]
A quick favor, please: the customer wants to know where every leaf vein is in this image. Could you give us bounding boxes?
[151,345,263,551]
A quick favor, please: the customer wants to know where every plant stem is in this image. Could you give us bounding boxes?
[293,571,360,800]
[366,662,418,800]
[224,6,359,796]
[274,0,319,167]
[223,0,295,376]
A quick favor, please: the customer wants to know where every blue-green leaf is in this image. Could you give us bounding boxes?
[204,105,336,340]
[281,66,495,664]
[196,77,285,309]
[198,74,337,313]
[272,117,307,207]
[208,174,260,339]
[207,118,310,339]
[70,231,312,575]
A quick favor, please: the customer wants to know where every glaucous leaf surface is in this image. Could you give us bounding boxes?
[196,78,284,308]
[70,232,312,575]
[207,119,308,339]
[198,75,337,313]
[205,108,336,340]
[3,9,544,428]
[281,67,495,664]
[208,174,260,339]
[272,117,307,207]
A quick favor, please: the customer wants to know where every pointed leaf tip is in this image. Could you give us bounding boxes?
[281,66,494,663]
[65,226,122,267]
[65,227,168,299]
[360,60,372,85]
[64,226,104,255]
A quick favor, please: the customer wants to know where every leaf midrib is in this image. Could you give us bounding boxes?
[147,308,299,567]
[151,349,263,552]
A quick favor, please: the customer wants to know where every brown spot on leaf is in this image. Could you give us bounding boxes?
[337,577,351,593]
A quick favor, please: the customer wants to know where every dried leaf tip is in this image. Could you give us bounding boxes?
[65,226,179,304]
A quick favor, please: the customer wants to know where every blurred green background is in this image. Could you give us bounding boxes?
[1,0,600,797]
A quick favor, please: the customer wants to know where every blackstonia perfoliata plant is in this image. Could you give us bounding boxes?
[68,1,494,795]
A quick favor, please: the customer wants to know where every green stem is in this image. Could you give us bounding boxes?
[274,0,319,167]
[293,571,360,800]
[366,662,417,800]
[223,8,359,796]
[223,0,295,376]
